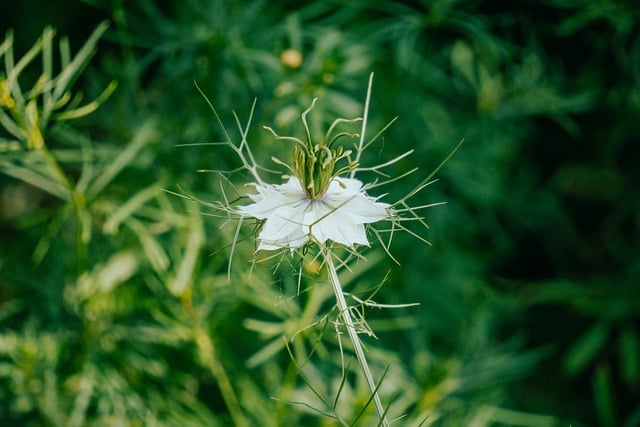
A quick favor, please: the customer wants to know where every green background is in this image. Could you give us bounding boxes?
[1,1,639,426]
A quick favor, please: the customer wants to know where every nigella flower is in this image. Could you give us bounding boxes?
[238,175,389,251]
[186,74,461,426]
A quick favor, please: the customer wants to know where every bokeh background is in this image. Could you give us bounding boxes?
[1,1,639,426]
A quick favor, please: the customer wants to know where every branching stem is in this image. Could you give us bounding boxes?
[324,249,389,426]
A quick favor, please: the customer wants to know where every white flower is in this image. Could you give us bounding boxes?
[238,176,390,251]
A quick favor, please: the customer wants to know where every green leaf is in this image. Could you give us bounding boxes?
[564,322,609,376]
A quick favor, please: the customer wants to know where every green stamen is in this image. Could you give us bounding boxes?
[287,100,359,199]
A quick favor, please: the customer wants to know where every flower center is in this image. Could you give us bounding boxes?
[293,143,345,200]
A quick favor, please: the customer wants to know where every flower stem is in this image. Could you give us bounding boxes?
[194,327,249,427]
[324,249,389,426]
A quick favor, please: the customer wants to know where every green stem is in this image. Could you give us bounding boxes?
[194,327,249,427]
[324,249,389,426]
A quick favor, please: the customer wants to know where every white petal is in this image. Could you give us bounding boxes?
[279,176,305,194]
[323,178,389,223]
[341,194,389,224]
[326,177,362,195]
[238,178,306,220]
[237,176,389,250]
[259,204,309,249]
[312,208,369,246]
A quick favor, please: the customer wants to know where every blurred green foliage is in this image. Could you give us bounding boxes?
[1,0,638,426]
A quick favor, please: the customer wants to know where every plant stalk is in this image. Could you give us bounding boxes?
[325,250,389,426]
[194,327,249,427]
